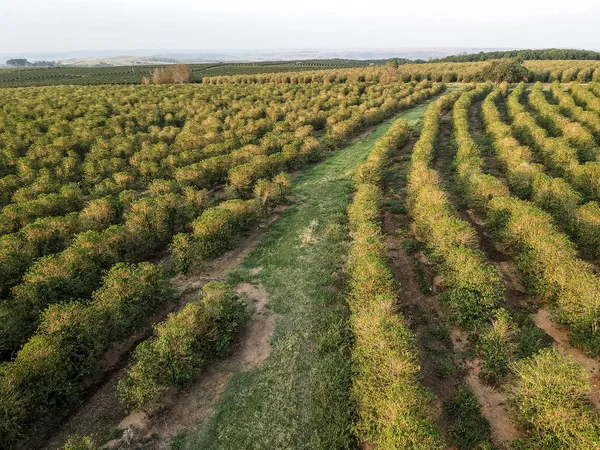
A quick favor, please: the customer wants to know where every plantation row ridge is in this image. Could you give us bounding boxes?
[4,53,600,449]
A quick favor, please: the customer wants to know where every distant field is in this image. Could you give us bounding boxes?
[3,58,600,88]
[0,59,381,87]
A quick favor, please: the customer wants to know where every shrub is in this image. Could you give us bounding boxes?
[510,349,600,449]
[530,173,581,225]
[574,201,600,259]
[173,199,261,271]
[477,309,516,383]
[118,282,246,413]
[0,185,84,234]
[0,263,173,445]
[446,385,494,450]
[150,64,191,85]
[78,195,122,231]
[254,173,291,212]
[482,86,600,261]
[550,81,600,141]
[487,196,600,352]
[62,435,97,450]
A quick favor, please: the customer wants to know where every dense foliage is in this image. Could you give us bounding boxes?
[5,60,600,447]
[407,92,504,327]
[511,349,600,448]
[474,59,529,83]
[0,262,174,445]
[0,80,440,359]
[449,85,600,447]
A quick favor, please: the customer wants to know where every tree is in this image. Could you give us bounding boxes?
[6,59,29,67]
[148,64,191,85]
[476,58,528,84]
[151,67,172,84]
[171,64,191,84]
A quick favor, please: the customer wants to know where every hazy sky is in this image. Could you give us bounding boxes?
[2,0,599,53]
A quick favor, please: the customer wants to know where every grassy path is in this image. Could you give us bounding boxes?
[172,100,438,450]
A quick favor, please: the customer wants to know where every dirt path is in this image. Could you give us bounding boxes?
[42,214,282,450]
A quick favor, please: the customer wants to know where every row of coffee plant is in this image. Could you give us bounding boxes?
[118,282,246,413]
[508,82,600,201]
[527,82,598,158]
[347,118,443,449]
[550,81,600,139]
[407,91,504,326]
[0,263,174,445]
[0,82,443,359]
[451,87,600,448]
[483,85,600,259]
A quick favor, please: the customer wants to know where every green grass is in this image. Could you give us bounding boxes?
[170,106,437,450]
[446,386,495,450]
[402,101,437,127]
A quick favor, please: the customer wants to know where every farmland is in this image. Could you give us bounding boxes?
[0,60,380,88]
[4,55,600,89]
[2,59,600,450]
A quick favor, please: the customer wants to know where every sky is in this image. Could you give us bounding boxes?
[2,0,599,54]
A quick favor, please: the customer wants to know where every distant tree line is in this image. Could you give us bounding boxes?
[6,59,57,67]
[427,48,600,63]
